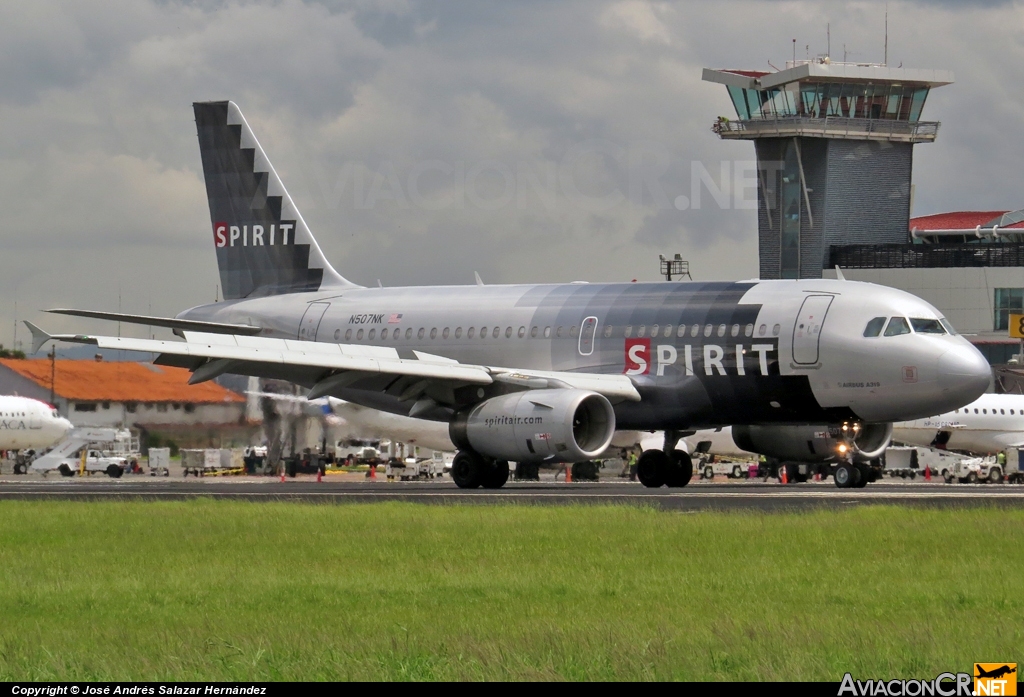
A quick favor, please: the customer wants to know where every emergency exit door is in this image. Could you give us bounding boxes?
[578,316,598,356]
[298,302,330,341]
[792,295,833,365]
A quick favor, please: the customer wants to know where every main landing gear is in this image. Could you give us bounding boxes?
[833,462,871,489]
[637,430,693,488]
[451,450,510,489]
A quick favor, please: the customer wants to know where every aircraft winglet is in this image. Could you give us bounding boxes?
[835,265,846,281]
[23,321,52,355]
[474,271,484,286]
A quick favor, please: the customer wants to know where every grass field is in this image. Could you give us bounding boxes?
[0,501,1021,681]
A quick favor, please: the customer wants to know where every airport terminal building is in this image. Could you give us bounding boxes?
[703,60,1022,364]
[0,358,251,445]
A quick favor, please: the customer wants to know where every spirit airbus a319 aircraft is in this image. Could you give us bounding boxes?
[28,101,992,489]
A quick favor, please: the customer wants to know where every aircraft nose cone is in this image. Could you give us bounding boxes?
[938,345,991,402]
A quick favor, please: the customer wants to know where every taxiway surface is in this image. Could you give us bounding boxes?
[0,478,1021,511]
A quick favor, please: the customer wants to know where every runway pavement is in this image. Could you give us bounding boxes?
[1,476,1022,511]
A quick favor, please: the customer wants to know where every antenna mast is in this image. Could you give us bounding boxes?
[884,4,889,66]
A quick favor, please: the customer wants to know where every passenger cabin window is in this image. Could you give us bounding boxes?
[690,324,699,337]
[883,317,911,337]
[356,329,364,340]
[744,324,753,337]
[544,327,551,338]
[772,324,781,336]
[863,317,886,337]
[368,329,375,340]
[442,328,450,339]
[345,329,352,341]
[637,325,646,338]
[518,327,526,338]
[493,327,500,338]
[455,327,462,338]
[381,329,388,339]
[676,325,686,338]
[505,327,512,338]
[731,324,739,337]
[468,327,476,339]
[430,328,437,339]
[910,318,945,334]
[663,325,672,338]
[650,324,659,336]
[405,328,412,340]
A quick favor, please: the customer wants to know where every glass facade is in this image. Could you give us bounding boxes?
[726,81,930,122]
[780,141,801,279]
[994,288,1024,331]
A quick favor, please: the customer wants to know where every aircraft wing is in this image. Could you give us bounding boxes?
[31,327,641,407]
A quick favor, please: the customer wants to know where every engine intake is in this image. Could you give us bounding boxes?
[450,389,616,463]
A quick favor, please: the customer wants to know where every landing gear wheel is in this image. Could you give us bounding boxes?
[481,460,510,489]
[834,463,858,489]
[853,463,870,488]
[664,450,693,488]
[58,464,75,477]
[636,450,667,488]
[106,464,123,479]
[451,451,485,489]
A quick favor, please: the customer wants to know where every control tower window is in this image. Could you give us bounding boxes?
[863,317,886,337]
[884,317,911,337]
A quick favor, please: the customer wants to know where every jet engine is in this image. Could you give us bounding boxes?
[731,422,892,463]
[449,389,616,463]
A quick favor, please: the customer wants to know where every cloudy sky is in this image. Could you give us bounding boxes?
[2,0,1023,350]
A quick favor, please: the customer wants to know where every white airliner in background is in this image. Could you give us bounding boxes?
[893,393,1024,455]
[0,396,73,451]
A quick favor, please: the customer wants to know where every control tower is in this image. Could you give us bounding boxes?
[702,60,953,279]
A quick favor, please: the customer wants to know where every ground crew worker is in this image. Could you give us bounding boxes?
[628,449,638,481]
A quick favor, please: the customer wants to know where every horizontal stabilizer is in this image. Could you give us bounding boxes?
[46,309,263,336]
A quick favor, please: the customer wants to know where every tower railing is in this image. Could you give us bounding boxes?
[713,115,940,143]
[829,243,1024,269]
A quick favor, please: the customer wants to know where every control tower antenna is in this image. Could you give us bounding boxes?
[884,4,889,66]
[827,23,830,59]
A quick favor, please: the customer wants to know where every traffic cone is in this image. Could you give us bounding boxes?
[566,465,572,483]
[924,466,931,482]
[780,466,788,485]
[370,464,376,481]
[317,469,322,483]
[279,469,286,483]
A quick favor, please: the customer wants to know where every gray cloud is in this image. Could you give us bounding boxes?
[0,0,1019,351]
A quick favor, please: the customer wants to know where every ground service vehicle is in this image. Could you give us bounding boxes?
[30,428,138,478]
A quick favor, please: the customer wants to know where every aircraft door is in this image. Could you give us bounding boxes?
[792,295,833,365]
[578,316,598,356]
[298,302,330,341]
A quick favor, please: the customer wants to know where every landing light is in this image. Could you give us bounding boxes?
[837,444,848,454]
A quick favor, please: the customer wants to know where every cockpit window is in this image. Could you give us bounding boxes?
[910,318,946,334]
[863,317,886,337]
[940,318,957,335]
[883,317,911,337]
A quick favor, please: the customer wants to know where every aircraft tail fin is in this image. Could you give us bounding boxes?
[193,101,358,300]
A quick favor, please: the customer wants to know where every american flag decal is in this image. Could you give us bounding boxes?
[388,313,403,324]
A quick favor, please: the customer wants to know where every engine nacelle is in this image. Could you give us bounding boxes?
[449,389,616,463]
[732,423,892,463]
